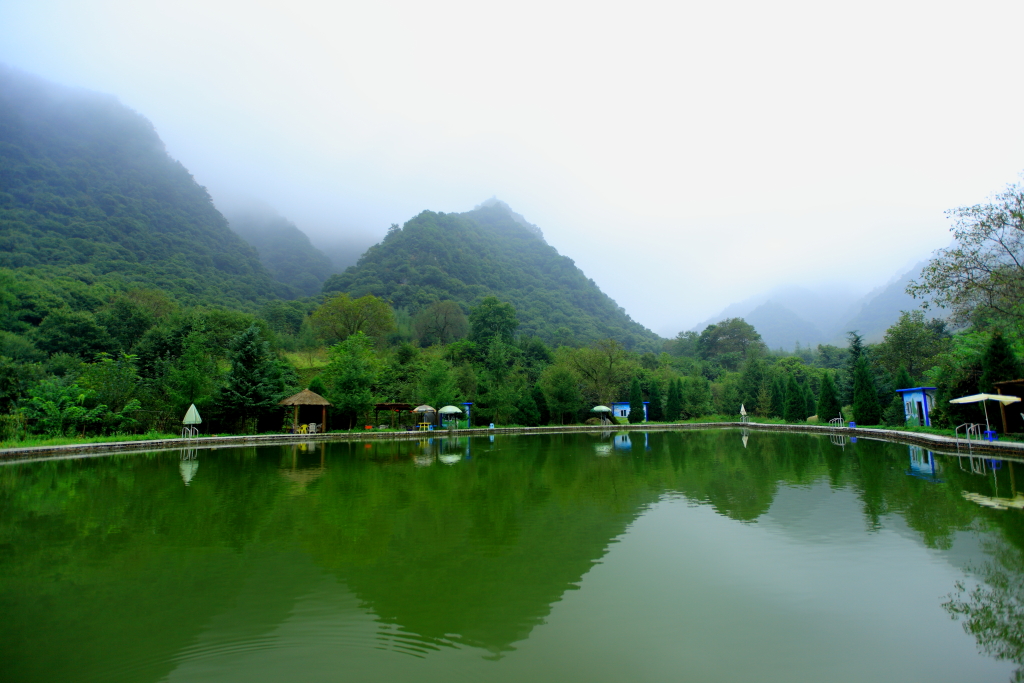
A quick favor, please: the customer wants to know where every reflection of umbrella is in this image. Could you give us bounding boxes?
[950,393,1022,432]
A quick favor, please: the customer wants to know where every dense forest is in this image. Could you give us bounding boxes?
[0,66,1022,443]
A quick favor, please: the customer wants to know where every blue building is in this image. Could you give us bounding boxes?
[610,401,648,421]
[895,387,937,427]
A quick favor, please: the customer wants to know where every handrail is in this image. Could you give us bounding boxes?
[955,423,982,453]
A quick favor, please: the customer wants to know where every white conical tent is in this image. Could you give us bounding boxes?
[183,404,202,425]
[740,404,747,417]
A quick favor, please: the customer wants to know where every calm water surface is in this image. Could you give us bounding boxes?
[2,430,1023,682]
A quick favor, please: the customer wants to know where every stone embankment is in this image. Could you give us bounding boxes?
[2,421,1022,464]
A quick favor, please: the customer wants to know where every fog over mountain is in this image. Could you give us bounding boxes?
[2,0,1021,333]
[691,261,938,349]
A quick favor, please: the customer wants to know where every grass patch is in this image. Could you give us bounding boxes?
[282,350,329,369]
[0,431,179,450]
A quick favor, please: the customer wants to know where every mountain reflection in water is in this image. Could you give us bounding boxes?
[1,431,1022,683]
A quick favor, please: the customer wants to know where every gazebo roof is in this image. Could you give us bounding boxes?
[279,389,332,406]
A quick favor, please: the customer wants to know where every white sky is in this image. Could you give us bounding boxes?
[2,0,1022,336]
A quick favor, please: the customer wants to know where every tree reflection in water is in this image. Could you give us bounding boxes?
[946,537,1024,683]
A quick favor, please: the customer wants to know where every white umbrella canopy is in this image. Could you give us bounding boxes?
[412,405,436,413]
[590,405,612,413]
[438,405,463,414]
[949,393,1022,432]
[183,403,202,425]
[740,404,747,417]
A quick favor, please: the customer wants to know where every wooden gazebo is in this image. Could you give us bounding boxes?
[279,389,332,432]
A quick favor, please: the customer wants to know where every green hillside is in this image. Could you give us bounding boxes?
[225,206,336,297]
[322,202,661,348]
[0,65,286,309]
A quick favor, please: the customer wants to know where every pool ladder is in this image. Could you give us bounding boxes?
[955,423,982,454]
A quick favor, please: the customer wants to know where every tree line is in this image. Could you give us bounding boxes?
[2,177,1024,441]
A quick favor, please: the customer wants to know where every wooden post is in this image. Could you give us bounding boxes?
[322,406,327,432]
[997,386,1009,433]
[293,405,298,432]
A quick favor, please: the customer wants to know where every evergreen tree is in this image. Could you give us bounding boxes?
[739,355,767,409]
[220,324,284,432]
[882,394,906,427]
[648,381,665,422]
[322,331,379,430]
[852,354,882,425]
[816,372,841,422]
[783,374,804,422]
[980,331,1022,393]
[771,377,786,418]
[666,378,682,422]
[843,332,865,405]
[628,376,645,423]
[803,381,815,419]
[895,366,914,392]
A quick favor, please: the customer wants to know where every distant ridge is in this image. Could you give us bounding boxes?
[322,202,661,349]
[690,262,936,349]
[0,65,286,308]
[224,203,336,297]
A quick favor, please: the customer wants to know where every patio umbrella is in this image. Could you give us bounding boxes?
[949,393,1022,432]
[590,405,612,413]
[183,404,202,425]
[438,405,463,427]
[412,404,437,427]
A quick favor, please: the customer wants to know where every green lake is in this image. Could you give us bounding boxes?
[2,430,1023,682]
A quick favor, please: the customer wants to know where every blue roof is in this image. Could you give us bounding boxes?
[895,387,937,393]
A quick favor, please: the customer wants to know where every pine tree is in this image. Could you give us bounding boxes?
[895,366,914,392]
[739,355,767,409]
[221,324,284,432]
[628,376,645,423]
[803,381,815,419]
[852,355,881,425]
[648,381,665,422]
[666,378,682,422]
[783,374,804,422]
[816,372,841,422]
[980,331,1022,393]
[771,377,786,418]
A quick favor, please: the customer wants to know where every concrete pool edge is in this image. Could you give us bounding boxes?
[2,421,1022,464]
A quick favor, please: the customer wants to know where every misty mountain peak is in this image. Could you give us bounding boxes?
[475,197,544,241]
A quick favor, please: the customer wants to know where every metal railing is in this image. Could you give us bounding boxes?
[955,423,982,454]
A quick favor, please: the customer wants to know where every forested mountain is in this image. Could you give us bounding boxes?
[0,65,286,308]
[322,201,661,349]
[224,204,336,297]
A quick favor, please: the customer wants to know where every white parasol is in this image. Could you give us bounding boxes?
[949,393,1021,432]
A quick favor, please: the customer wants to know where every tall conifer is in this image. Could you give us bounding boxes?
[628,376,645,423]
[221,324,283,432]
[783,374,804,422]
[816,372,841,422]
[980,331,1022,393]
[666,378,682,422]
[648,381,665,422]
[852,355,881,425]
[803,382,815,419]
[771,377,786,418]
